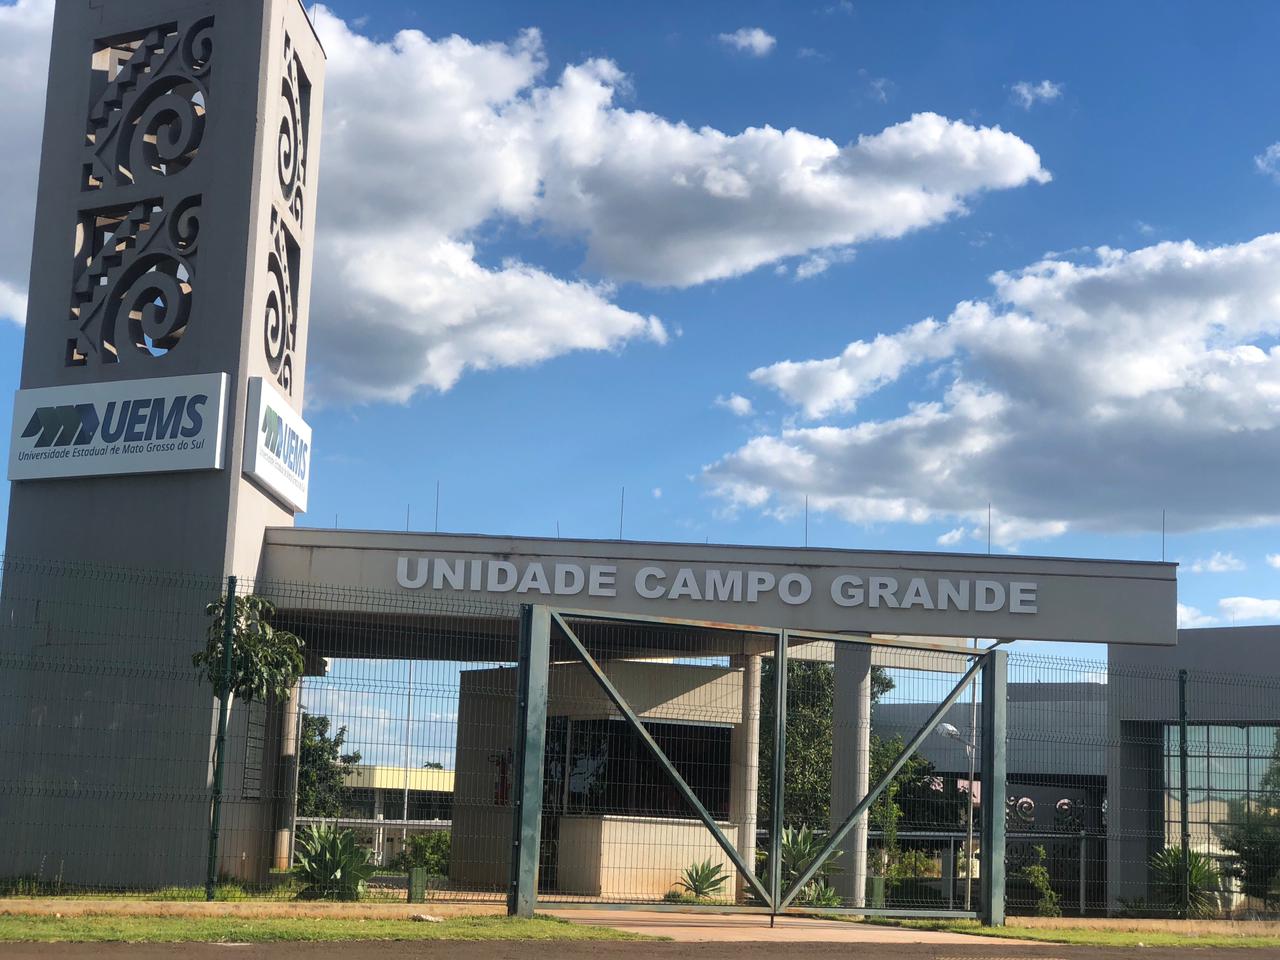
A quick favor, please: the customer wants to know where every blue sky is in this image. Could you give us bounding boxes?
[2,0,1280,639]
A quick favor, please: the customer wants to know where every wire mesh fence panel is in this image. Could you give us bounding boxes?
[0,557,521,901]
[769,637,984,914]
[223,573,522,902]
[1008,651,1280,920]
[0,556,229,897]
[536,614,773,905]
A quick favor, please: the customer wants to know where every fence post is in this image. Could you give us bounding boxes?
[979,648,1007,926]
[507,604,550,917]
[1178,668,1190,919]
[206,575,236,901]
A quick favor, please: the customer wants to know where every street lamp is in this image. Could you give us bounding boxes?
[936,721,978,911]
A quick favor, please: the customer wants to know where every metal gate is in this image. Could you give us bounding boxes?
[505,605,1007,923]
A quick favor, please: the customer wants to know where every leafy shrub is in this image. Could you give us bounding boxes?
[389,831,450,876]
[1149,847,1223,919]
[663,890,699,903]
[798,878,842,906]
[1020,845,1061,918]
[293,824,376,901]
[674,859,727,900]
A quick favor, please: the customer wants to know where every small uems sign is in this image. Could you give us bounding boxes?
[243,377,311,512]
[8,373,228,481]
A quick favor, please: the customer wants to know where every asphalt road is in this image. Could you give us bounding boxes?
[1,943,1276,960]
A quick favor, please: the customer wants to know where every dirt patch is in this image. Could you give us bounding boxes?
[1011,917,1280,936]
[0,899,503,921]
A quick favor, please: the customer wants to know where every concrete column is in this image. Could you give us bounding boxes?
[729,654,762,902]
[272,682,301,870]
[831,644,872,906]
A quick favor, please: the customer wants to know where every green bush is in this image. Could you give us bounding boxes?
[1020,845,1061,918]
[389,831,450,876]
[674,859,727,900]
[1149,847,1223,919]
[293,824,376,901]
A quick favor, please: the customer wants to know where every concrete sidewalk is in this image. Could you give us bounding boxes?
[547,910,1025,944]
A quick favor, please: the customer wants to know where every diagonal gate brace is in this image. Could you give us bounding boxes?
[552,610,775,908]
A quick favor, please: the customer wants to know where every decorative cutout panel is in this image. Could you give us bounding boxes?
[263,209,299,394]
[83,18,212,191]
[67,197,200,367]
[263,32,311,394]
[68,16,213,368]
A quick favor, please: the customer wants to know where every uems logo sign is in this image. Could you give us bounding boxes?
[260,405,309,486]
[21,395,208,448]
[8,373,228,481]
[243,377,311,513]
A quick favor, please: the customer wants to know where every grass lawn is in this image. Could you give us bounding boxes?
[0,913,656,943]
[868,918,1280,950]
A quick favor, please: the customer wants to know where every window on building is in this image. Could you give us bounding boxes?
[548,717,731,820]
[1163,724,1280,855]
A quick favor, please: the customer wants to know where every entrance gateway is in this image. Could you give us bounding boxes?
[0,0,1180,924]
[259,530,1176,921]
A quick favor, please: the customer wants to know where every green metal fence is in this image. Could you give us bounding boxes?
[0,555,1275,921]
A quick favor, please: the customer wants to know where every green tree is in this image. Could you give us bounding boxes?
[758,659,952,831]
[194,594,303,705]
[297,713,362,817]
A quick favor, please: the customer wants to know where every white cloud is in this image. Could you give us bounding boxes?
[929,517,1068,552]
[652,487,663,499]
[715,393,755,417]
[0,0,54,326]
[307,13,672,403]
[2,4,1049,405]
[1255,143,1280,182]
[1267,554,1280,569]
[1011,80,1063,109]
[794,246,857,280]
[708,234,1280,545]
[867,77,892,103]
[1219,596,1280,624]
[718,27,776,56]
[536,104,1048,288]
[1188,551,1246,574]
[1177,603,1217,628]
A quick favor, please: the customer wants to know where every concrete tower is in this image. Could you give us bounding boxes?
[7,0,322,575]
[0,0,324,886]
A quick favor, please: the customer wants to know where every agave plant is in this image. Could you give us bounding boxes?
[780,825,840,885]
[798,878,842,907]
[293,824,376,901]
[675,859,727,900]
